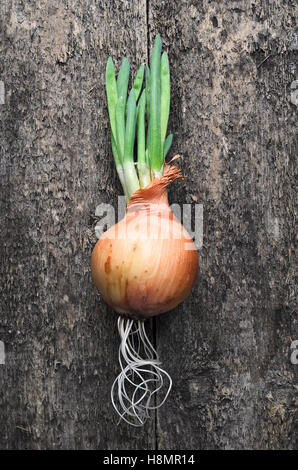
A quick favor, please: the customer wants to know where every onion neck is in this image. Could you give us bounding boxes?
[127,161,183,209]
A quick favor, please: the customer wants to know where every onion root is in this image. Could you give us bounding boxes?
[111,316,172,426]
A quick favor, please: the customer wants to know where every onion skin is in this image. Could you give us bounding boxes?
[91,164,198,319]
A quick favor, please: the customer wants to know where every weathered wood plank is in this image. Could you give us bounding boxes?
[0,0,151,450]
[149,0,297,450]
[0,0,297,450]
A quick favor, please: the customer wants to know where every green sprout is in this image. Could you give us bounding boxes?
[105,35,172,202]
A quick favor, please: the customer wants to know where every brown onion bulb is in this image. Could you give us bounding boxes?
[91,164,198,319]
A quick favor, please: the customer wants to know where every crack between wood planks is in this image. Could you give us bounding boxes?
[146,0,150,63]
[152,316,159,451]
[145,0,159,451]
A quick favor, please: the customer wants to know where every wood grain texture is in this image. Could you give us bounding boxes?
[0,0,153,450]
[0,0,297,450]
[150,0,297,450]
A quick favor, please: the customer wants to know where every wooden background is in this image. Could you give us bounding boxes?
[0,0,297,450]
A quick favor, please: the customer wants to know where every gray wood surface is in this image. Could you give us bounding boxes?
[0,0,297,450]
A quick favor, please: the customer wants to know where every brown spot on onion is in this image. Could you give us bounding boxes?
[104,256,111,274]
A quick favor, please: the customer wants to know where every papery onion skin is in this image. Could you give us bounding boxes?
[91,164,198,319]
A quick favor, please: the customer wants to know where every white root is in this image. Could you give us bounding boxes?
[111,316,172,426]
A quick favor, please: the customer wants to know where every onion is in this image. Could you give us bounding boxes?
[92,35,199,426]
[91,163,198,319]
